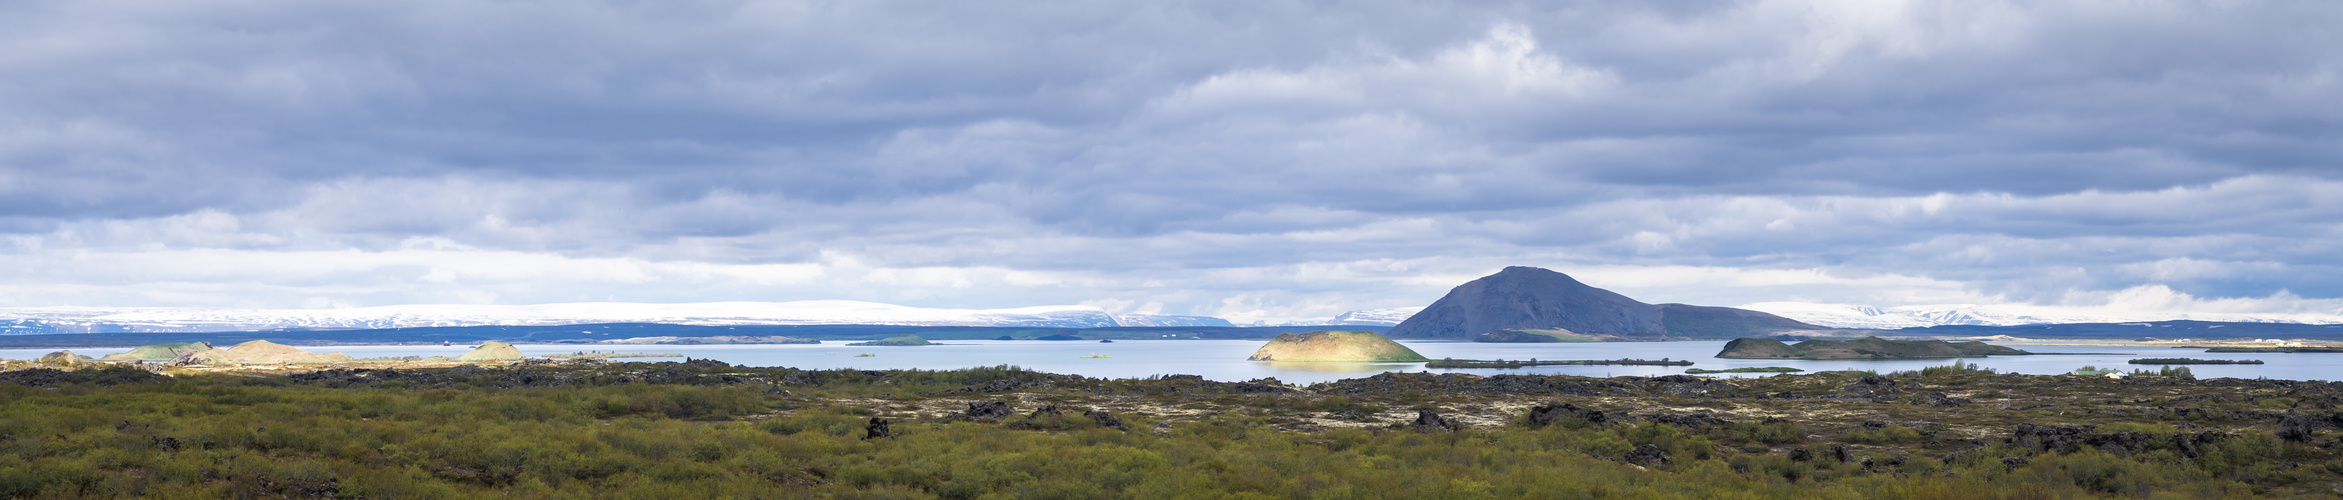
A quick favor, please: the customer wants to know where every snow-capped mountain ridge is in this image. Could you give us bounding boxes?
[1326,307,1425,326]
[0,301,1232,333]
[1737,302,2343,330]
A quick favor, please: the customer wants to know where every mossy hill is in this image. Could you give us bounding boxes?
[1473,328,1599,343]
[1389,266,1855,340]
[174,340,353,364]
[1716,336,2031,360]
[1247,331,1428,362]
[455,341,525,362]
[37,350,93,363]
[98,342,213,362]
[849,334,934,346]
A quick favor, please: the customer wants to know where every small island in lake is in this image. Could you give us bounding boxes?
[1426,358,1688,368]
[849,334,935,346]
[1472,328,1599,343]
[2129,358,2264,365]
[1247,331,1429,362]
[1686,366,1803,374]
[1717,336,2032,360]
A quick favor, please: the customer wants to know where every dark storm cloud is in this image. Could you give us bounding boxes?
[2,0,2340,320]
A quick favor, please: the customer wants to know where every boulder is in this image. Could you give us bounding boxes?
[1623,444,1670,466]
[1085,409,1125,429]
[1526,403,1611,427]
[1407,409,1464,433]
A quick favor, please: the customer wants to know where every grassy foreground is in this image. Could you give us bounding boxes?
[1,360,2340,498]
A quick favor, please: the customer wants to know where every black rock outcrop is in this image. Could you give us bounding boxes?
[1085,409,1125,429]
[1526,403,1611,427]
[952,401,1015,420]
[1407,410,1464,433]
[1623,444,1670,466]
[1387,266,1835,339]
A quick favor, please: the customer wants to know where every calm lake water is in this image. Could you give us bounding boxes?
[7,340,2332,385]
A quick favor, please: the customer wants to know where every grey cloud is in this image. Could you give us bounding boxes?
[3,0,2342,318]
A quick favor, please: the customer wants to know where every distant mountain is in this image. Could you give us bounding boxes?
[1386,267,1845,340]
[1110,314,1236,327]
[1737,302,2343,330]
[1325,307,1425,326]
[0,301,1234,334]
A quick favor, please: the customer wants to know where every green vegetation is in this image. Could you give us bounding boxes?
[1429,358,1690,368]
[848,334,934,346]
[3,357,2342,498]
[1685,367,1802,374]
[1471,328,1600,343]
[1246,331,1429,362]
[2130,358,2263,365]
[1718,337,2033,360]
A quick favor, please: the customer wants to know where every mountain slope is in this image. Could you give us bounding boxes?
[1387,266,1839,340]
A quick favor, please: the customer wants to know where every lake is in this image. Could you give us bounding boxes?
[7,340,2332,384]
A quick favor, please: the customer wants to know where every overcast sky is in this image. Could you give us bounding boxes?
[3,0,2340,323]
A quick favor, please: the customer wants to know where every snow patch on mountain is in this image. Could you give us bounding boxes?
[1110,314,1236,327]
[0,301,1239,333]
[1738,302,2343,330]
[1325,307,1426,326]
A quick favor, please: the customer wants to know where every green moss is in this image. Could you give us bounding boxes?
[847,334,933,346]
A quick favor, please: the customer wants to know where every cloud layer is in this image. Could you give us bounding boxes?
[3,0,2340,323]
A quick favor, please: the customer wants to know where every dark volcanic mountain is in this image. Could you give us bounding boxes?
[1386,267,1840,340]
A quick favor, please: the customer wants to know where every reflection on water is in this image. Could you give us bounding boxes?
[1259,362,1416,372]
[3,339,2337,385]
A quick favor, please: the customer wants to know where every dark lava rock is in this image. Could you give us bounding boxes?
[1232,378,1302,394]
[1525,403,1610,427]
[952,401,1015,420]
[1643,412,1732,429]
[1407,410,1464,433]
[1623,444,1670,466]
[2008,424,2220,456]
[2001,456,2029,470]
[1311,372,1636,398]
[2276,412,2342,443]
[863,418,892,440]
[1085,409,1125,429]
[1843,376,1899,400]
[1828,444,1852,463]
[1028,404,1063,419]
[0,366,165,388]
[1917,391,1970,407]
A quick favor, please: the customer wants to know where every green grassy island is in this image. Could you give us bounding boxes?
[1686,367,1804,374]
[1246,331,1429,362]
[848,334,934,346]
[1718,336,2032,360]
